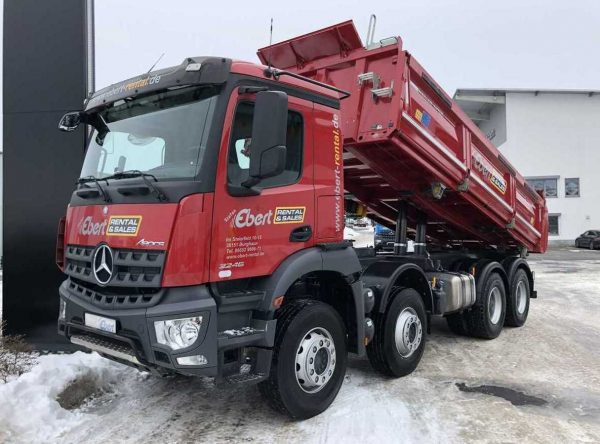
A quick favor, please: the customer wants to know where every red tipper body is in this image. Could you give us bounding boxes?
[258,21,548,253]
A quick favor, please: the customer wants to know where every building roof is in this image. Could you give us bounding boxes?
[455,88,600,97]
[453,88,600,123]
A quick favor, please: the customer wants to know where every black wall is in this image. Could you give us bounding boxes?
[3,0,87,340]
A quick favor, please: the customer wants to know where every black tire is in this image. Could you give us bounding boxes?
[505,268,530,327]
[367,288,427,377]
[465,272,506,339]
[589,241,595,250]
[446,312,471,336]
[258,299,347,419]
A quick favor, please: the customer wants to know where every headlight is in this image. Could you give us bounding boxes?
[154,316,203,350]
[59,299,66,320]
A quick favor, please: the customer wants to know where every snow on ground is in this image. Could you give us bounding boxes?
[1,252,600,443]
[0,352,139,443]
[344,226,374,248]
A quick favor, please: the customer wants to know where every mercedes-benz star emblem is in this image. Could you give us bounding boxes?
[93,244,114,286]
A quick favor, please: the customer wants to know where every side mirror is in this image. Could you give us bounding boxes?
[58,111,82,132]
[242,91,288,188]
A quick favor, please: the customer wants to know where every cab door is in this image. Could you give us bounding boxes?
[209,88,315,282]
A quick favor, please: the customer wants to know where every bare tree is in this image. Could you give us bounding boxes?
[0,321,38,383]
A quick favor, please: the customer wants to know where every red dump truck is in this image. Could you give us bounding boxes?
[56,20,547,419]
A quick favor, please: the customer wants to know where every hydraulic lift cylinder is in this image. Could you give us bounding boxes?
[394,200,408,255]
[414,212,427,255]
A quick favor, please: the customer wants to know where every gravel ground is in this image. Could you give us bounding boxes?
[3,250,599,443]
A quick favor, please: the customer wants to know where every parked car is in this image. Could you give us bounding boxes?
[374,224,395,251]
[575,230,600,249]
[353,217,371,228]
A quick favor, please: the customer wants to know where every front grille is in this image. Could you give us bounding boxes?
[377,233,395,241]
[66,279,162,309]
[64,244,166,288]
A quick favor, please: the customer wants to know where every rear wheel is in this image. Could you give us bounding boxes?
[258,299,347,419]
[367,288,427,377]
[446,312,471,336]
[505,269,530,327]
[466,272,506,339]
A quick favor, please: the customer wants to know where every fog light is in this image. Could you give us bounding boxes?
[177,355,208,366]
[154,316,203,350]
[59,299,66,320]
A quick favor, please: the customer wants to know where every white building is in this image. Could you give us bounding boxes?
[454,89,600,245]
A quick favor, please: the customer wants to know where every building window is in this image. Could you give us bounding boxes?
[548,214,560,236]
[565,178,580,197]
[526,177,558,198]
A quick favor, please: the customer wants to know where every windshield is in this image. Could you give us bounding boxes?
[81,86,218,181]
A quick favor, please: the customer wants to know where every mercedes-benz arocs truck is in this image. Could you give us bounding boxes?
[56,20,548,419]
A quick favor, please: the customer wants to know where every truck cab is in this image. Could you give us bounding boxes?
[57,57,367,419]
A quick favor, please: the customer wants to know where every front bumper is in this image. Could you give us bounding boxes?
[58,279,218,376]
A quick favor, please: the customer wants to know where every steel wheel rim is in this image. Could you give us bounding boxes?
[488,287,502,324]
[394,307,422,358]
[516,280,527,314]
[295,327,336,393]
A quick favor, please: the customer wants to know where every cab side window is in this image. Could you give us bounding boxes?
[227,101,303,189]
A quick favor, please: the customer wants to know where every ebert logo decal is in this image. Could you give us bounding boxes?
[106,216,142,236]
[472,153,507,195]
[274,207,305,224]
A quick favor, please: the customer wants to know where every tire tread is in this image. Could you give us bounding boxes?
[465,272,505,339]
[366,287,401,376]
[258,299,319,416]
[505,268,529,327]
[446,312,471,336]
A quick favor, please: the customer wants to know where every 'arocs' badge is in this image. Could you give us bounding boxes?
[106,216,142,236]
[274,207,305,224]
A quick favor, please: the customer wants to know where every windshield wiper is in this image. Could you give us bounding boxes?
[77,175,111,202]
[103,170,167,201]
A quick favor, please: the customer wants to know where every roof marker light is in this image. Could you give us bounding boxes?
[186,63,202,72]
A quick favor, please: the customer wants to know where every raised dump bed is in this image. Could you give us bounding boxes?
[258,20,548,253]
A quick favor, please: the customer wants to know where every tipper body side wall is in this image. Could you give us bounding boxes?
[258,21,548,253]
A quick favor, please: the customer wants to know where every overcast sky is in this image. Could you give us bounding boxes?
[95,0,600,94]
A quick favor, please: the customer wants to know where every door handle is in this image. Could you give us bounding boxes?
[290,225,312,242]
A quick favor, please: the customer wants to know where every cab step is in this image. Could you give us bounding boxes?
[217,319,277,349]
[222,371,267,385]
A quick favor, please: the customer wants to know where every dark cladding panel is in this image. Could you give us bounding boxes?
[4,0,86,113]
[3,0,87,338]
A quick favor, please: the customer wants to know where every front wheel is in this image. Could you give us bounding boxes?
[258,299,347,419]
[367,288,427,377]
